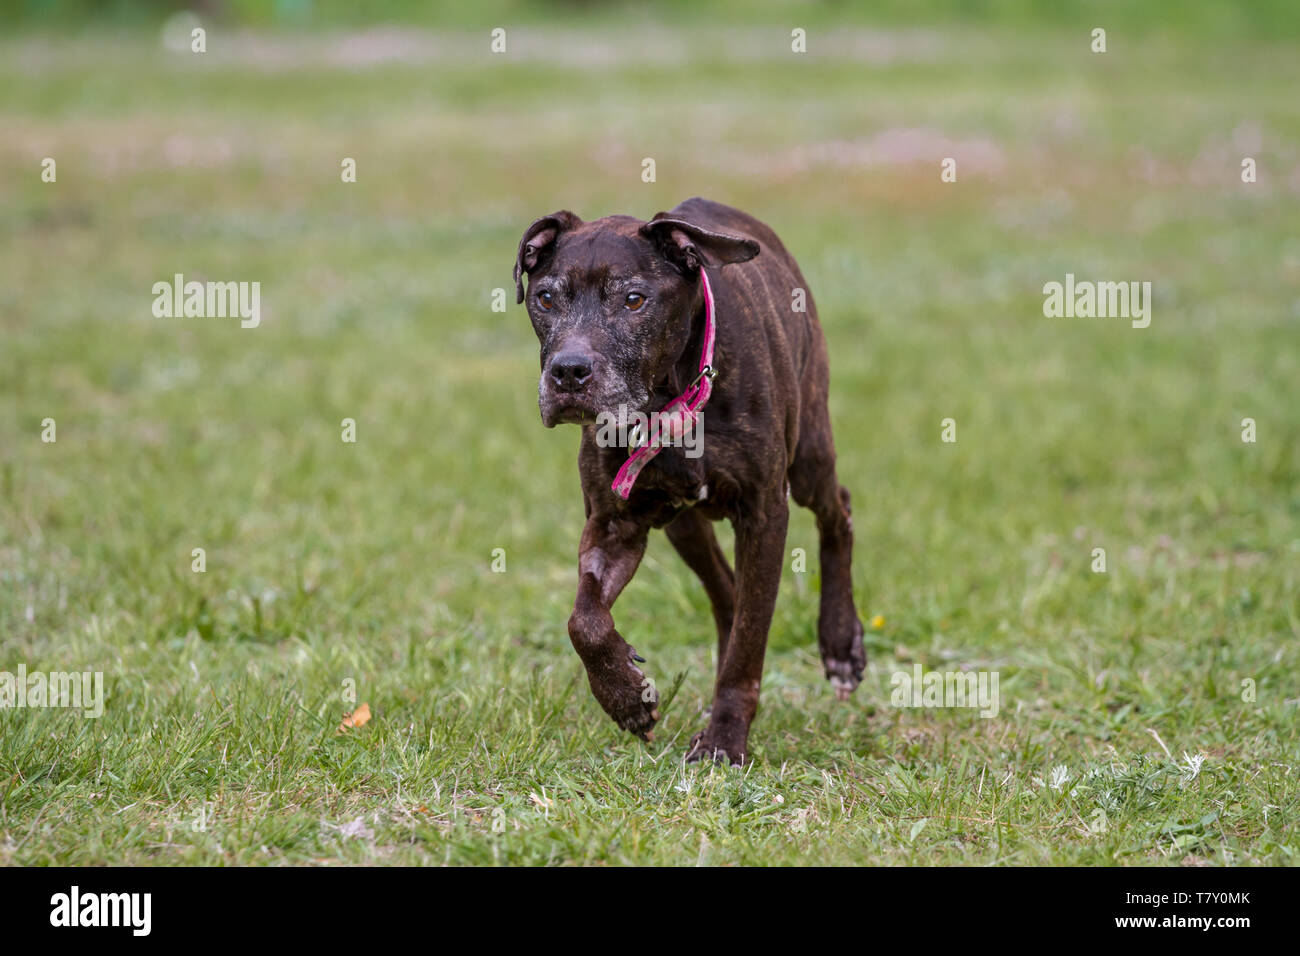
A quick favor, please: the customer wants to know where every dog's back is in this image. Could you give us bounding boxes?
[667,196,826,466]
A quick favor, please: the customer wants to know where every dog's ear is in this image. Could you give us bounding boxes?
[639,216,760,274]
[514,211,582,303]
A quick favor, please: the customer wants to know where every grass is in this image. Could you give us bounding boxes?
[0,15,1298,865]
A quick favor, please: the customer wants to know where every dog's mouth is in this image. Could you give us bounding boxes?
[538,368,648,430]
[541,393,600,427]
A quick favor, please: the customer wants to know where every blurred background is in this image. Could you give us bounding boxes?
[6,0,1300,34]
[0,1,1297,863]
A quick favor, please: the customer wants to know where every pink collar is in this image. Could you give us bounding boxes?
[611,269,718,500]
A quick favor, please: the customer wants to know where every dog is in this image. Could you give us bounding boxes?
[514,197,863,764]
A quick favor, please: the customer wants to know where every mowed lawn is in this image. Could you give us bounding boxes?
[1,20,1298,865]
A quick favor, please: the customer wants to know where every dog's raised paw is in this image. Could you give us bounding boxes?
[822,618,865,700]
[588,647,661,742]
[823,656,863,701]
[828,673,857,702]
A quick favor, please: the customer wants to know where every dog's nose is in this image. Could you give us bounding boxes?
[549,352,594,392]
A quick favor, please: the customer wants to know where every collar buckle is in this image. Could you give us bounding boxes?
[690,364,717,390]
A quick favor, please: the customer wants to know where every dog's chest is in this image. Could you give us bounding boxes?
[632,450,731,525]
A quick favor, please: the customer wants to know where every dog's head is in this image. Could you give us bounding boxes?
[514,210,759,427]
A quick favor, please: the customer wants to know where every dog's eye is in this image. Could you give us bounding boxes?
[625,292,646,311]
[537,290,554,311]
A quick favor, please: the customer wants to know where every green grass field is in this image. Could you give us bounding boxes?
[1,10,1298,865]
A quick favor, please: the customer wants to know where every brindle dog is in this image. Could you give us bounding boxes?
[514,197,863,764]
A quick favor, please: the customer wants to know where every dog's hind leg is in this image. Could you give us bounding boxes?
[788,404,865,701]
[664,508,736,668]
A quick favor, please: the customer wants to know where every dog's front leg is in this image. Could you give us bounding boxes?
[687,491,790,765]
[567,513,660,740]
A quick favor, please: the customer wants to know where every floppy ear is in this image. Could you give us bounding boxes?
[639,216,760,274]
[514,211,582,303]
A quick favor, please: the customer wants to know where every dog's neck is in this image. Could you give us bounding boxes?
[655,277,711,404]
[610,269,718,500]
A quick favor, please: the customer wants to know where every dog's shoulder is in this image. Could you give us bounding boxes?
[670,197,758,236]
[670,197,799,268]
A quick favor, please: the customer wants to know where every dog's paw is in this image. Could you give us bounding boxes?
[823,619,866,701]
[685,729,746,766]
[824,659,863,701]
[587,647,661,742]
